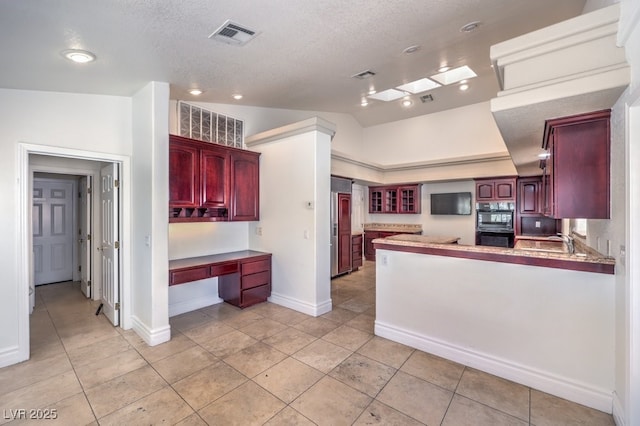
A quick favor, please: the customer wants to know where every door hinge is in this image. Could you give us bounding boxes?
[115,302,120,310]
[78,265,82,272]
[87,280,91,288]
[114,179,120,188]
[114,241,120,249]
[87,234,91,241]
[87,187,92,194]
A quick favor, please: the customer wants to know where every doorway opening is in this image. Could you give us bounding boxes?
[17,143,131,363]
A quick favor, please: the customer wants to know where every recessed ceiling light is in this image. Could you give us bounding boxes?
[430,65,477,85]
[459,84,469,91]
[368,89,377,95]
[403,45,421,54]
[189,89,203,95]
[232,94,243,100]
[401,98,413,107]
[396,78,441,94]
[61,49,96,64]
[361,99,369,107]
[460,21,481,33]
[438,65,450,73]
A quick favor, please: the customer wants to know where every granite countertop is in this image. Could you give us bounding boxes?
[380,234,460,245]
[373,234,615,274]
[363,223,423,233]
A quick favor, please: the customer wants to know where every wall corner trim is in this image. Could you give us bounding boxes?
[131,315,171,346]
[245,117,337,147]
[268,292,332,317]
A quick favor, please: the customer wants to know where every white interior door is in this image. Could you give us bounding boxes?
[100,164,120,326]
[79,176,92,298]
[33,178,75,285]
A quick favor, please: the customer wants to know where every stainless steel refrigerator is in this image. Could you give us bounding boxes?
[330,177,352,278]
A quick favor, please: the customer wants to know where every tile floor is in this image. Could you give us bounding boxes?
[0,261,615,425]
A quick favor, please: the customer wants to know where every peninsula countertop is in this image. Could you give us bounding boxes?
[373,234,614,274]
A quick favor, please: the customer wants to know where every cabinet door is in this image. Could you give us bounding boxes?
[364,231,378,261]
[494,180,515,200]
[169,142,200,207]
[201,146,229,208]
[229,150,260,221]
[476,182,494,200]
[518,178,540,214]
[337,193,352,274]
[398,185,421,213]
[352,234,363,269]
[369,188,383,213]
[384,188,398,212]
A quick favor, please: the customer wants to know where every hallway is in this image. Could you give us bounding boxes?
[0,263,614,425]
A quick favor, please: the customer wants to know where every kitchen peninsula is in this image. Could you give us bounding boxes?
[372,234,615,412]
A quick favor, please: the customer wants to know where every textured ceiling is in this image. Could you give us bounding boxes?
[0,0,586,127]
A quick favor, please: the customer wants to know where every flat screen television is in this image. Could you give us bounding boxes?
[430,192,472,215]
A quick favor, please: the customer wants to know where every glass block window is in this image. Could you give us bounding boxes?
[178,101,244,148]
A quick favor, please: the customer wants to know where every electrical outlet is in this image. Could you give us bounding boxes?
[535,221,541,228]
[256,227,262,236]
[620,245,626,267]
[380,254,388,265]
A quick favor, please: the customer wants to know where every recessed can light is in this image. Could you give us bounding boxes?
[403,45,421,54]
[401,98,413,107]
[438,65,450,73]
[460,21,481,33]
[459,84,469,91]
[189,89,203,95]
[232,94,243,100]
[61,49,96,63]
[361,99,369,107]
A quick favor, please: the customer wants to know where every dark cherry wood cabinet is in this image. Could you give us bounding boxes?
[475,177,517,202]
[169,134,260,222]
[541,109,610,219]
[369,184,421,214]
[351,234,363,271]
[337,193,352,275]
[515,176,560,236]
[364,230,421,261]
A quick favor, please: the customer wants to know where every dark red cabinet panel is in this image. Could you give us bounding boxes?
[369,184,421,214]
[475,178,516,202]
[229,150,260,221]
[169,143,200,207]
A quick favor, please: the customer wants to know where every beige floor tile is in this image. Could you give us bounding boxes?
[266,307,311,326]
[198,381,286,424]
[292,316,340,337]
[152,346,219,383]
[84,365,166,418]
[0,352,72,396]
[321,307,359,324]
[530,389,615,426]
[262,327,317,355]
[254,357,324,403]
[0,372,82,425]
[9,392,96,426]
[292,339,352,373]
[199,302,241,321]
[322,324,372,351]
[338,298,372,313]
[265,406,316,425]
[222,309,265,329]
[200,330,258,358]
[174,412,208,425]
[376,371,453,425]
[58,322,120,351]
[290,376,372,426]
[357,336,414,368]
[353,400,424,425]
[66,334,132,368]
[98,387,194,426]
[28,337,67,362]
[239,318,289,340]
[118,328,147,347]
[181,321,234,345]
[169,309,216,332]
[173,363,246,410]
[223,342,287,378]
[456,368,530,421]
[443,394,528,426]
[74,348,147,389]
[346,313,375,333]
[329,353,396,398]
[134,332,196,363]
[400,351,465,391]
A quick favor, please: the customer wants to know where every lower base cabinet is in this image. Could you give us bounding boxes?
[364,230,421,261]
[219,255,272,308]
[352,234,363,271]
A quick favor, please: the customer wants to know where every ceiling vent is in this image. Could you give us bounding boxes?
[420,94,434,103]
[209,20,259,45]
[351,70,376,79]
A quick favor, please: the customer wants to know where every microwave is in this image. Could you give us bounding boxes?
[476,210,514,232]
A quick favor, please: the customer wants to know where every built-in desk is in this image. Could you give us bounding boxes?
[169,250,272,308]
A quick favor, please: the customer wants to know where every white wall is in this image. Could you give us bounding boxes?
[365,180,477,246]
[0,88,132,367]
[375,249,615,413]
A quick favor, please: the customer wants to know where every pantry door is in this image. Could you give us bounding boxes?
[99,164,120,326]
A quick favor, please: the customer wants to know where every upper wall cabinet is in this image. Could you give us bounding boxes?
[369,184,421,214]
[541,110,610,219]
[169,134,260,222]
[475,177,516,202]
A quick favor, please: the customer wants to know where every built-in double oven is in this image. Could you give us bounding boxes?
[476,202,515,247]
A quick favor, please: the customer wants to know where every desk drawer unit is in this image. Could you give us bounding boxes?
[211,261,239,277]
[170,266,209,286]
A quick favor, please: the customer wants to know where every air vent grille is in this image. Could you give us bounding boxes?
[351,70,376,79]
[420,94,434,103]
[209,20,259,45]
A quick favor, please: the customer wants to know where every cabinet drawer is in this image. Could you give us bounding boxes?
[241,284,270,307]
[241,258,270,275]
[242,270,270,290]
[170,266,209,285]
[210,261,239,277]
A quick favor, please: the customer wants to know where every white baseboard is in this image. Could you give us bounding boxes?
[268,292,332,317]
[0,345,25,368]
[131,316,171,347]
[375,320,613,413]
[612,392,626,426]
[169,296,223,317]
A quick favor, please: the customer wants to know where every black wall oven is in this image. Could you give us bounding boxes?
[476,202,515,247]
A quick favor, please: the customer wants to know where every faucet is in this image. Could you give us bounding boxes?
[557,233,575,254]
